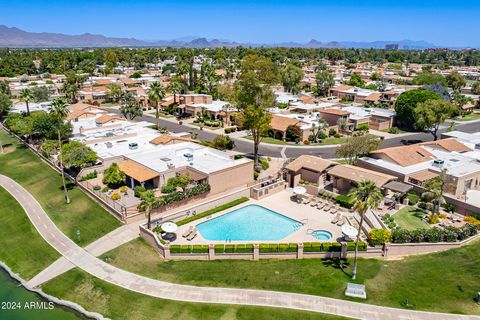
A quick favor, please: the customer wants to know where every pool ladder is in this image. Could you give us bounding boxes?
[292,223,303,232]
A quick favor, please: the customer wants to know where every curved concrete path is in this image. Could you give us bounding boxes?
[1,174,479,320]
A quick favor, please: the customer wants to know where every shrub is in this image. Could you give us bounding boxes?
[330,242,341,252]
[336,195,354,209]
[302,242,312,252]
[134,185,146,197]
[318,132,327,140]
[329,128,336,136]
[388,127,400,134]
[464,216,480,229]
[102,186,109,193]
[214,244,224,254]
[391,224,477,244]
[259,243,270,253]
[288,243,298,252]
[235,244,247,253]
[180,245,191,254]
[355,123,369,131]
[111,193,121,200]
[80,170,97,181]
[407,193,419,205]
[369,228,392,245]
[102,163,126,188]
[260,158,269,171]
[357,242,367,251]
[310,242,322,252]
[427,213,440,224]
[269,244,278,253]
[170,245,181,254]
[224,127,237,134]
[192,245,208,254]
[334,133,341,138]
[245,244,254,253]
[93,185,101,191]
[303,140,310,145]
[444,203,455,213]
[225,244,235,253]
[161,176,191,193]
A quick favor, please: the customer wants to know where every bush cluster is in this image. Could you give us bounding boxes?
[406,192,419,205]
[369,228,392,245]
[224,127,237,134]
[158,183,211,207]
[391,224,477,243]
[381,213,397,229]
[134,185,146,197]
[80,170,97,181]
[111,193,121,200]
[336,195,354,209]
[170,245,209,254]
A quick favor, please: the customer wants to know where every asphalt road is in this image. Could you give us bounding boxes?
[108,108,480,159]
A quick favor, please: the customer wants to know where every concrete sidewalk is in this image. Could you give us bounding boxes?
[1,174,479,320]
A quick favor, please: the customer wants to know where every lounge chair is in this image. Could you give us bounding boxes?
[316,202,325,210]
[337,216,346,226]
[331,206,338,214]
[303,197,312,205]
[331,213,341,224]
[182,226,194,238]
[310,199,319,207]
[324,205,331,212]
[186,229,197,241]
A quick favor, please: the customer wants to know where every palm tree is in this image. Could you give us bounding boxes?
[49,97,71,204]
[148,82,165,130]
[138,190,157,229]
[20,88,34,115]
[348,180,383,280]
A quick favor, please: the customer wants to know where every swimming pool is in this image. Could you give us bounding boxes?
[196,205,301,241]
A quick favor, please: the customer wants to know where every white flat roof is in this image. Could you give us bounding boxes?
[125,142,251,175]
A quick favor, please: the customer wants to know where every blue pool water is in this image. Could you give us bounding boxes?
[196,205,301,241]
[312,230,333,240]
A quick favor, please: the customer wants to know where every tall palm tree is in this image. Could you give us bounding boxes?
[20,88,34,115]
[348,180,383,280]
[49,97,71,204]
[148,82,165,130]
[138,190,157,229]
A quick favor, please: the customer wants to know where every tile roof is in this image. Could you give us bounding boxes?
[320,108,351,116]
[327,164,397,187]
[95,115,124,124]
[420,138,472,153]
[370,145,435,167]
[331,85,353,91]
[117,160,159,183]
[408,170,439,182]
[149,134,194,145]
[285,155,337,173]
[364,93,382,101]
[270,115,301,132]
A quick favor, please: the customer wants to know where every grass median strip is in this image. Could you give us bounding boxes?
[0,130,122,246]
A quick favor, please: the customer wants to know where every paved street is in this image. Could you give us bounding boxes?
[107,108,480,159]
[2,174,479,320]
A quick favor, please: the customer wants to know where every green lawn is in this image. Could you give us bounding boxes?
[100,237,480,314]
[42,268,351,320]
[0,130,122,246]
[393,206,430,231]
[0,187,60,280]
[453,112,480,122]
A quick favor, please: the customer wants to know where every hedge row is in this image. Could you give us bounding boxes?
[170,241,368,254]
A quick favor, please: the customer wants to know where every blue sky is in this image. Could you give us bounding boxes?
[1,0,479,46]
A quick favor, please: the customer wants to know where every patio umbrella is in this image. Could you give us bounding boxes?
[161,222,178,233]
[293,186,307,196]
[342,224,358,239]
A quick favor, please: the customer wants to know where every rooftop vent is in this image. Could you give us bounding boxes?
[184,153,194,161]
[160,157,172,162]
[433,159,444,168]
[128,142,138,150]
[106,142,112,149]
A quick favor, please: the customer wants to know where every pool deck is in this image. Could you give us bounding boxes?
[173,189,352,245]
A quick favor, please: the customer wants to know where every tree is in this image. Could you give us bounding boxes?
[347,73,365,88]
[315,70,335,97]
[310,119,328,143]
[62,82,79,103]
[61,141,97,169]
[107,83,123,103]
[20,88,34,115]
[446,71,466,92]
[104,49,118,72]
[282,64,304,94]
[394,89,440,130]
[424,169,447,215]
[102,163,126,188]
[337,117,348,133]
[335,135,382,165]
[235,71,274,166]
[413,71,448,87]
[49,97,70,204]
[148,82,165,130]
[414,99,456,141]
[138,190,157,230]
[211,135,235,151]
[240,55,280,85]
[348,180,383,280]
[423,83,450,100]
[285,125,301,142]
[451,92,474,116]
[0,93,11,117]
[31,86,50,102]
[471,81,480,95]
[0,80,10,95]
[119,93,143,120]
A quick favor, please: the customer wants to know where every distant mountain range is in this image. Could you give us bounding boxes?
[0,25,449,49]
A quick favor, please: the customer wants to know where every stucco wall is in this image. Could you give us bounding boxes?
[207,161,254,195]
